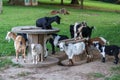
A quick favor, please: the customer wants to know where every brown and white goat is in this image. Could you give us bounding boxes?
[88,37,109,46]
[5,32,26,62]
[86,37,109,61]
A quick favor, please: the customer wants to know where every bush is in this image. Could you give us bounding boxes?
[100,0,120,4]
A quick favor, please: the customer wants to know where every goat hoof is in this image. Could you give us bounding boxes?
[68,63,74,66]
[44,57,47,59]
[86,60,90,63]
[16,60,18,62]
[51,52,55,55]
[102,61,105,63]
[69,64,74,66]
[24,61,26,63]
[114,61,118,64]
[102,58,105,63]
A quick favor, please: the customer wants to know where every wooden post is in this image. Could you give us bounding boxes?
[0,0,3,14]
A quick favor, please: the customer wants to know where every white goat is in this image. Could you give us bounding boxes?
[58,41,86,65]
[5,32,26,62]
[31,43,43,64]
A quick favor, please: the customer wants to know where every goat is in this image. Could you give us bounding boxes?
[93,42,120,64]
[5,32,26,62]
[36,15,61,29]
[70,21,94,39]
[88,37,109,46]
[58,41,89,65]
[44,34,53,58]
[50,10,60,15]
[50,8,69,15]
[17,33,28,42]
[59,8,69,15]
[47,33,69,54]
[31,43,43,64]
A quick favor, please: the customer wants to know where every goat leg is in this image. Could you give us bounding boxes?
[69,59,74,66]
[23,51,26,63]
[35,56,38,64]
[16,51,19,62]
[114,56,119,64]
[102,57,105,63]
[51,44,55,54]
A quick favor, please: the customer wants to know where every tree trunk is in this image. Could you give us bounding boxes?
[0,0,3,13]
[81,0,84,9]
[61,0,63,5]
[8,0,24,5]
[71,0,79,4]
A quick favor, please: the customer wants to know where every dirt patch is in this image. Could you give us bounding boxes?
[0,51,119,80]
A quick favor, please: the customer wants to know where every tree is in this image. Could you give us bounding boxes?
[70,0,84,9]
[80,0,84,9]
[71,0,79,4]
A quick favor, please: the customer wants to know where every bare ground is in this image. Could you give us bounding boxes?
[0,51,119,80]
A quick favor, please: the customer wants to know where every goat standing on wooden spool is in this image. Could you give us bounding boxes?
[58,38,91,66]
[5,32,27,62]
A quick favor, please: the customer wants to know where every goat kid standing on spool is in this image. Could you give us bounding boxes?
[58,39,90,66]
[70,21,94,40]
[5,32,27,62]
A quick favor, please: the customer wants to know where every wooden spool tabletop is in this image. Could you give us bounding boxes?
[11,26,60,34]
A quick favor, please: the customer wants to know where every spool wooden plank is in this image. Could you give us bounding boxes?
[59,38,86,44]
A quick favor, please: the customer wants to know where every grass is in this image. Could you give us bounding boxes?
[0,57,21,70]
[0,0,120,56]
[91,72,105,78]
[105,74,120,80]
[0,57,12,69]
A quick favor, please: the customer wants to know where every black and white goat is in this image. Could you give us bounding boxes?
[36,15,61,29]
[58,41,89,65]
[48,33,69,54]
[93,42,120,64]
[70,22,94,39]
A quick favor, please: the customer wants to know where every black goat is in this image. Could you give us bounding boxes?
[17,33,28,42]
[93,42,120,64]
[70,22,94,39]
[47,34,69,54]
[36,15,61,29]
[78,26,94,39]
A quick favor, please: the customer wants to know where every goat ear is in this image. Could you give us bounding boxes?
[91,26,94,29]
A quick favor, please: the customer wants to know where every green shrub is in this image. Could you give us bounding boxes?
[100,0,120,4]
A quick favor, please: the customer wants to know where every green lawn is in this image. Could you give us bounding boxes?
[0,0,120,56]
